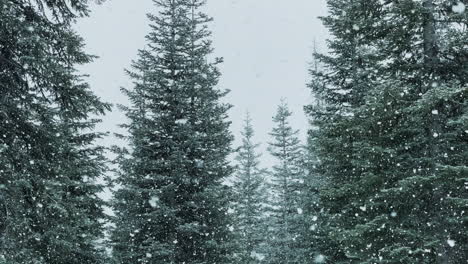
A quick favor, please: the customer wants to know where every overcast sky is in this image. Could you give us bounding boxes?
[75,0,329,167]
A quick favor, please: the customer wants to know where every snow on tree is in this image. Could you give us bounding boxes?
[0,1,110,263]
[265,100,308,263]
[231,113,268,263]
[110,0,234,263]
[306,0,468,262]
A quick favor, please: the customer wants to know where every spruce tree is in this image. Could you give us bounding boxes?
[111,0,234,263]
[302,101,331,264]
[0,1,109,263]
[303,1,385,261]
[231,113,268,263]
[342,1,468,262]
[266,101,307,264]
[306,0,468,262]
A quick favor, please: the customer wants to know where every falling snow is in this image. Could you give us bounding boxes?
[447,239,456,247]
[148,196,159,208]
[2,1,467,263]
[452,2,466,14]
[314,254,326,263]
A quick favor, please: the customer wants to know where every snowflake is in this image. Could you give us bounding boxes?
[314,254,326,263]
[149,196,159,208]
[452,2,466,14]
[175,119,188,125]
[447,239,456,247]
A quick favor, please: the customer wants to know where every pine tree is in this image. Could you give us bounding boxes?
[110,0,234,263]
[306,0,468,263]
[0,1,110,263]
[266,101,307,264]
[342,1,468,262]
[301,102,331,263]
[231,113,268,263]
[303,1,385,262]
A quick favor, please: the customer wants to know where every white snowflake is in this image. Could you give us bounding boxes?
[403,52,413,59]
[452,2,466,14]
[447,239,456,247]
[175,119,188,125]
[297,208,303,214]
[250,251,265,261]
[149,196,159,208]
[314,254,326,263]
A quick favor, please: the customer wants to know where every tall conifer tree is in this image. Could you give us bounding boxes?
[111,0,234,263]
[266,101,307,264]
[303,2,385,261]
[0,1,110,263]
[306,0,468,262]
[302,101,330,263]
[231,113,267,263]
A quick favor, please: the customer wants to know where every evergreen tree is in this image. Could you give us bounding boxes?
[306,0,468,263]
[302,101,331,264]
[0,1,110,263]
[303,1,385,261]
[343,1,468,262]
[110,0,234,263]
[231,113,268,263]
[266,101,307,264]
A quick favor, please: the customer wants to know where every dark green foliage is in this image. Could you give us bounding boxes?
[266,101,308,264]
[306,0,468,263]
[110,0,234,263]
[301,106,334,263]
[231,114,268,263]
[0,0,110,263]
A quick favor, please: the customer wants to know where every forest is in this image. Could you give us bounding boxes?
[0,0,467,263]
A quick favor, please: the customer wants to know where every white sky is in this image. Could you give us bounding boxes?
[75,0,329,168]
